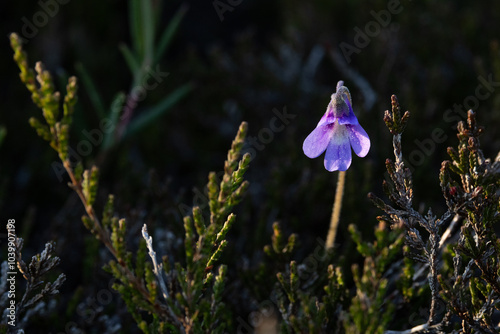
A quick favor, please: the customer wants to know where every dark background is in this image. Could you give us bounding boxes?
[1,0,500,332]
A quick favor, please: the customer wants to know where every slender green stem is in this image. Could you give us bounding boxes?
[326,171,346,249]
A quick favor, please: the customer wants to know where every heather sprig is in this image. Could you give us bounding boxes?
[11,31,250,333]
[371,95,500,333]
[0,238,65,332]
[160,122,250,333]
[263,222,298,264]
[369,95,454,328]
[271,224,345,334]
[437,110,500,332]
[11,32,181,332]
[11,33,77,163]
[276,260,346,334]
[343,222,403,334]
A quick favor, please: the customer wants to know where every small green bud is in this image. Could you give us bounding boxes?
[81,215,94,233]
[212,265,226,300]
[56,123,70,161]
[28,117,52,142]
[207,171,219,215]
[272,222,284,254]
[207,240,227,269]
[102,194,115,229]
[224,121,248,174]
[183,216,195,270]
[192,206,205,236]
[111,218,126,259]
[284,233,297,254]
[215,213,235,244]
[63,76,78,125]
[289,261,299,302]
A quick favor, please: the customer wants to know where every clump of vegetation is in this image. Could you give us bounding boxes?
[3,1,500,333]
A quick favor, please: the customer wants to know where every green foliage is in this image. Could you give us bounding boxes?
[437,110,500,332]
[161,122,250,333]
[399,252,416,301]
[74,0,192,151]
[10,27,250,333]
[99,122,250,333]
[370,96,500,332]
[114,0,193,146]
[271,223,346,334]
[276,259,347,334]
[343,222,402,334]
[264,222,298,263]
[11,33,77,160]
[7,1,500,332]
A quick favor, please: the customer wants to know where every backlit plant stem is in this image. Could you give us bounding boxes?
[326,170,346,249]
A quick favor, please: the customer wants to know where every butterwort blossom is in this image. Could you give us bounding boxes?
[303,81,370,171]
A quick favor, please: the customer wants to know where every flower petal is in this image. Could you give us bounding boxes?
[347,123,371,157]
[316,103,336,127]
[324,126,352,171]
[337,91,359,125]
[302,124,332,158]
[337,108,359,125]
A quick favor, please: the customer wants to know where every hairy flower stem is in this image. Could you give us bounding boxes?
[326,171,346,249]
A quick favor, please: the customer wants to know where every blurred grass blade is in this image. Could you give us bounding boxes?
[75,62,106,119]
[155,5,188,63]
[141,0,155,63]
[124,82,193,138]
[129,0,143,58]
[119,44,141,74]
[153,0,163,34]
[102,92,126,150]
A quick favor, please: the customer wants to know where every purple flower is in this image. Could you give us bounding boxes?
[303,81,370,171]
